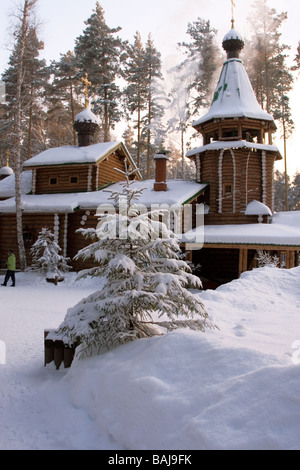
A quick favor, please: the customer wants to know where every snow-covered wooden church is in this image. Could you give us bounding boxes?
[184,24,300,283]
[0,22,299,284]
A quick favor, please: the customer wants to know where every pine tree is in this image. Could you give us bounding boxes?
[166,65,193,179]
[122,124,136,159]
[47,51,82,146]
[290,172,300,210]
[74,2,125,141]
[244,0,294,210]
[273,169,292,211]
[178,18,222,121]
[294,42,300,70]
[142,34,165,179]
[30,228,70,283]
[244,0,294,122]
[2,23,49,160]
[164,141,195,180]
[123,32,148,169]
[53,166,215,358]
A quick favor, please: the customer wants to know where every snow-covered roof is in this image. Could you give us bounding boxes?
[223,28,243,42]
[0,180,207,213]
[23,142,129,168]
[184,211,300,247]
[74,108,99,125]
[0,171,32,199]
[192,58,275,128]
[186,140,281,158]
[245,200,272,216]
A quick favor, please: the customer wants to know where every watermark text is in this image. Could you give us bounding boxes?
[95,201,204,247]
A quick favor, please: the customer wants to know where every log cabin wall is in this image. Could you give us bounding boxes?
[66,210,98,271]
[0,214,18,268]
[33,165,91,194]
[97,152,126,188]
[0,213,59,269]
[31,151,130,195]
[196,148,277,225]
[0,210,101,271]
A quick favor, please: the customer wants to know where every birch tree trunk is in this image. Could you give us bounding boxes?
[14,0,37,271]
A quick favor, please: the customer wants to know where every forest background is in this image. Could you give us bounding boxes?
[0,0,300,212]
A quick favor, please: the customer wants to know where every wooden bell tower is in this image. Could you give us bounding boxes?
[187,25,282,225]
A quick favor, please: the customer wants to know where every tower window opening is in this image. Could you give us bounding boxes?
[223,183,233,195]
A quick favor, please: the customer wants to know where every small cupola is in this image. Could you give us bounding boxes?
[73,108,99,147]
[73,73,99,147]
[0,150,13,181]
[222,27,245,59]
[153,150,170,192]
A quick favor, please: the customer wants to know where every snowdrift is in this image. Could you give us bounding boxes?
[0,267,299,450]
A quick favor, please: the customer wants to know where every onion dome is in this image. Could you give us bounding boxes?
[222,27,245,59]
[0,165,13,181]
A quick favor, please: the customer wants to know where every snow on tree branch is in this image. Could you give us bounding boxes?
[52,166,217,358]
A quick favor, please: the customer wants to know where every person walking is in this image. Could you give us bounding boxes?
[2,250,16,287]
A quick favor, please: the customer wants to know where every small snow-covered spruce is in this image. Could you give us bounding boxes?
[256,251,280,268]
[30,228,71,283]
[54,166,216,357]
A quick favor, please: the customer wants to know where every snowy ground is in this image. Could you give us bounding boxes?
[0,267,299,450]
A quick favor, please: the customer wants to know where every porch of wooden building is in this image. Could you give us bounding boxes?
[187,244,300,288]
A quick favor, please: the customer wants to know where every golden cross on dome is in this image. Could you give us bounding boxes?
[231,0,236,28]
[82,73,92,108]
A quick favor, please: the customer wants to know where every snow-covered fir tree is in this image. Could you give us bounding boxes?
[54,166,216,358]
[30,228,70,282]
[256,251,280,268]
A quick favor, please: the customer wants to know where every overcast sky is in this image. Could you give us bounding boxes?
[0,0,300,174]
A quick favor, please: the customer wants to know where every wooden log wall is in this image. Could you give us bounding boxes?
[0,213,58,269]
[34,165,90,194]
[221,152,235,214]
[97,152,126,188]
[0,210,103,271]
[198,148,276,225]
[31,152,129,195]
[66,210,99,271]
[0,214,18,268]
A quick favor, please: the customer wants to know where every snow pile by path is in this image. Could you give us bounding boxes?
[0,267,299,450]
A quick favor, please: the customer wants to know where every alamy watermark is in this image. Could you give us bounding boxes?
[292,340,300,365]
[0,340,6,365]
[95,201,204,249]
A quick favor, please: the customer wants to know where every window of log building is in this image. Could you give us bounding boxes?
[23,227,35,245]
[223,183,233,195]
[70,176,79,184]
[49,177,58,185]
[222,129,238,139]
